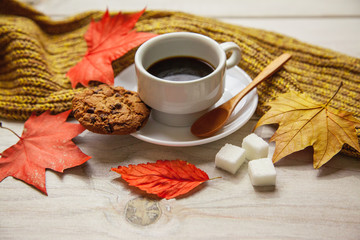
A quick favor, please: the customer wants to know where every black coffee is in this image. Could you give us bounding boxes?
[147,56,215,81]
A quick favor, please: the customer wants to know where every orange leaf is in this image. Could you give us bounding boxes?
[255,84,360,168]
[67,9,157,88]
[0,110,91,194]
[111,160,210,199]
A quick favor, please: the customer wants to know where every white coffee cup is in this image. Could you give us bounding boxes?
[135,32,241,127]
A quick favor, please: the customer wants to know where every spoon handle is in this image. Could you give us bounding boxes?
[226,53,292,110]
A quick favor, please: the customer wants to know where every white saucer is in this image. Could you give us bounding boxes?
[114,65,258,147]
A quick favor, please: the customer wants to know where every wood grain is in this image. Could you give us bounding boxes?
[1,1,360,239]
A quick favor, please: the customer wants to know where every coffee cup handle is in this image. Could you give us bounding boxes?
[220,42,242,69]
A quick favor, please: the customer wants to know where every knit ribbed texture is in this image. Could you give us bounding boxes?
[1,0,359,157]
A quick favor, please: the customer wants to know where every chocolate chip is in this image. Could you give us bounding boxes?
[115,103,122,109]
[110,103,122,110]
[105,123,114,133]
[90,116,96,123]
[114,93,121,97]
[100,113,108,121]
[87,107,95,113]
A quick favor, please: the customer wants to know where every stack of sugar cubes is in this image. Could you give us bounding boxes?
[215,133,276,186]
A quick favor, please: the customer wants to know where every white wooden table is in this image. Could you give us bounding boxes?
[1,1,360,239]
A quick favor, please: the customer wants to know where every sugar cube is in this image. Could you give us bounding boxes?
[215,144,246,174]
[248,158,276,186]
[242,133,269,160]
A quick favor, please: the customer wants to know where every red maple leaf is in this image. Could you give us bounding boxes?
[67,9,157,88]
[111,159,211,199]
[0,110,91,194]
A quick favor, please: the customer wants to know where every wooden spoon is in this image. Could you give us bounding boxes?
[191,53,292,138]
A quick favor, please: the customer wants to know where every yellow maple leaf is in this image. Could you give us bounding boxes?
[255,84,360,168]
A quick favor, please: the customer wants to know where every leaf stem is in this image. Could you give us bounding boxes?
[324,82,343,107]
[209,176,222,181]
[0,122,21,139]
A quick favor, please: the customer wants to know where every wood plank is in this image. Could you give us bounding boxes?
[2,1,360,239]
[1,118,360,239]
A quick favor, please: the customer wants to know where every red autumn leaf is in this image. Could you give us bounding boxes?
[0,110,91,194]
[111,160,210,199]
[67,9,157,88]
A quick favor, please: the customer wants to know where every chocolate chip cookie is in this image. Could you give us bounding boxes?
[72,84,151,135]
